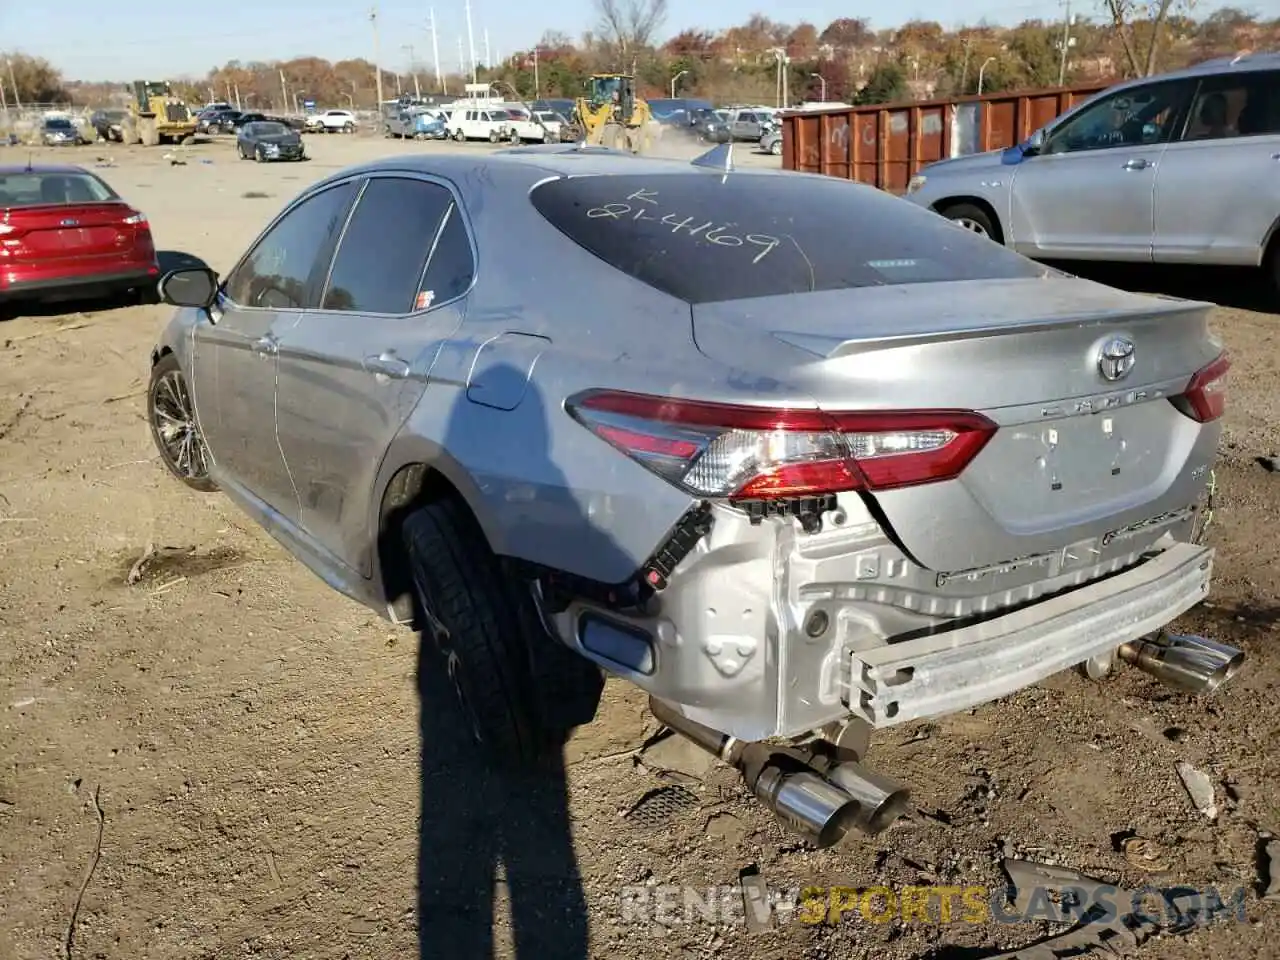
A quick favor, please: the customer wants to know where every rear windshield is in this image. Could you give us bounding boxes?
[528,172,1046,304]
[0,172,118,207]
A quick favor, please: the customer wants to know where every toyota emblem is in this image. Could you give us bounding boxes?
[1097,336,1136,381]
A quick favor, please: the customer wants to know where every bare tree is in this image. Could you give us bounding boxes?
[593,0,669,62]
[1103,0,1195,76]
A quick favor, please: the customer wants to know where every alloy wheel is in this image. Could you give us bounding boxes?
[953,217,990,238]
[151,369,211,483]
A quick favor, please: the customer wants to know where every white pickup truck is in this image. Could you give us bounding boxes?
[503,107,565,143]
[304,109,357,133]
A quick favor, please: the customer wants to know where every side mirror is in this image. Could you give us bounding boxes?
[158,267,219,309]
[1023,128,1046,154]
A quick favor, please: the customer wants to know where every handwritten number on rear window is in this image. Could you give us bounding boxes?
[584,189,780,265]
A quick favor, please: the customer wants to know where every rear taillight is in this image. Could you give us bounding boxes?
[121,211,146,225]
[566,390,996,501]
[1172,352,1229,423]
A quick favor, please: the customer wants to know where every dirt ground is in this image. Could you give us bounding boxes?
[1,132,1278,960]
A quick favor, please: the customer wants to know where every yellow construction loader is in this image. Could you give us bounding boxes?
[118,81,198,146]
[570,74,653,153]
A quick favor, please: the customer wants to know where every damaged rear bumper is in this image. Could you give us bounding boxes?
[848,541,1213,727]
[548,497,1214,742]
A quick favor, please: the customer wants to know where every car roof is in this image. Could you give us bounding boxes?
[1112,49,1280,87]
[307,146,810,187]
[0,163,90,175]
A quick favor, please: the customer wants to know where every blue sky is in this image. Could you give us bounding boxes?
[5,0,1249,80]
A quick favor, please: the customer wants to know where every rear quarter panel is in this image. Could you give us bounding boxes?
[379,160,814,584]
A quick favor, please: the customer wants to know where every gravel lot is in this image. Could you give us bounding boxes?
[1,132,1277,960]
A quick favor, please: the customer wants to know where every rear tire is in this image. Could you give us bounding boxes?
[769,138,782,156]
[941,202,999,242]
[401,497,604,766]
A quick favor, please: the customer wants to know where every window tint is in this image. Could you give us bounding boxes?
[223,181,356,310]
[321,177,453,314]
[1181,71,1280,141]
[529,172,1046,305]
[1045,80,1194,154]
[418,205,475,306]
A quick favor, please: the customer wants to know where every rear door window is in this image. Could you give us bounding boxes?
[320,177,454,314]
[528,172,1047,305]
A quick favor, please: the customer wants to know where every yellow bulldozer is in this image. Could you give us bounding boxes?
[118,81,198,147]
[570,74,653,153]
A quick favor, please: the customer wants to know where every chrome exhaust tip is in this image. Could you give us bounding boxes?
[647,697,911,848]
[1117,632,1245,695]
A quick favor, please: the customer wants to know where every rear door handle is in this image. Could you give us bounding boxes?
[1123,158,1151,171]
[362,351,411,381]
[252,334,278,357]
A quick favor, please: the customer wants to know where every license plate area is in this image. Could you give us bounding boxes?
[964,401,1191,526]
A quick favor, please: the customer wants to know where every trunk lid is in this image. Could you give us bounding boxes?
[3,202,147,263]
[692,275,1222,572]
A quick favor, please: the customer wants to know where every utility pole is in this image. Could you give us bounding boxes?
[533,46,539,95]
[6,57,21,110]
[370,6,385,108]
[427,9,443,92]
[484,29,491,68]
[1058,0,1074,86]
[279,68,289,113]
[464,0,477,83]
[404,45,421,98]
[457,36,465,87]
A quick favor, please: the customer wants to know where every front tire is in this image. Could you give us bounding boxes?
[343,121,354,133]
[769,139,782,156]
[941,202,998,242]
[402,497,604,765]
[148,354,217,492]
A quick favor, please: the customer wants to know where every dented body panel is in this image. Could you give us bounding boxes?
[149,146,1227,743]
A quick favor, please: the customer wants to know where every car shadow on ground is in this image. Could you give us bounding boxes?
[1044,260,1277,315]
[411,364,632,958]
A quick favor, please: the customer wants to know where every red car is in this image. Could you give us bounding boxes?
[0,163,159,309]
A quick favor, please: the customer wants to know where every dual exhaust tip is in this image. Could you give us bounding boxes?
[648,631,1243,850]
[647,696,911,851]
[1116,630,1245,695]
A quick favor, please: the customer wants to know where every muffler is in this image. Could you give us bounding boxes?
[648,697,911,849]
[1117,631,1245,694]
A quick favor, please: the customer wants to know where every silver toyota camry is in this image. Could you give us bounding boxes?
[145,143,1241,849]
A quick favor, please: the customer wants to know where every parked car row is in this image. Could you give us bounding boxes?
[194,105,307,136]
[382,102,574,144]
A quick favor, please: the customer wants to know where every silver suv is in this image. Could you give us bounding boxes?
[904,53,1280,297]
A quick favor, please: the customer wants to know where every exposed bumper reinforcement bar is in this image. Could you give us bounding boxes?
[847,542,1214,727]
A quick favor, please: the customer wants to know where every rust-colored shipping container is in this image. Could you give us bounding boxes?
[781,82,1115,193]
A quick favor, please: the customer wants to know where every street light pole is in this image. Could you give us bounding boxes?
[671,69,688,98]
[370,6,384,108]
[404,44,421,98]
[978,56,995,95]
[810,72,826,101]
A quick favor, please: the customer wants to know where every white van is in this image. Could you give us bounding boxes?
[446,107,518,143]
